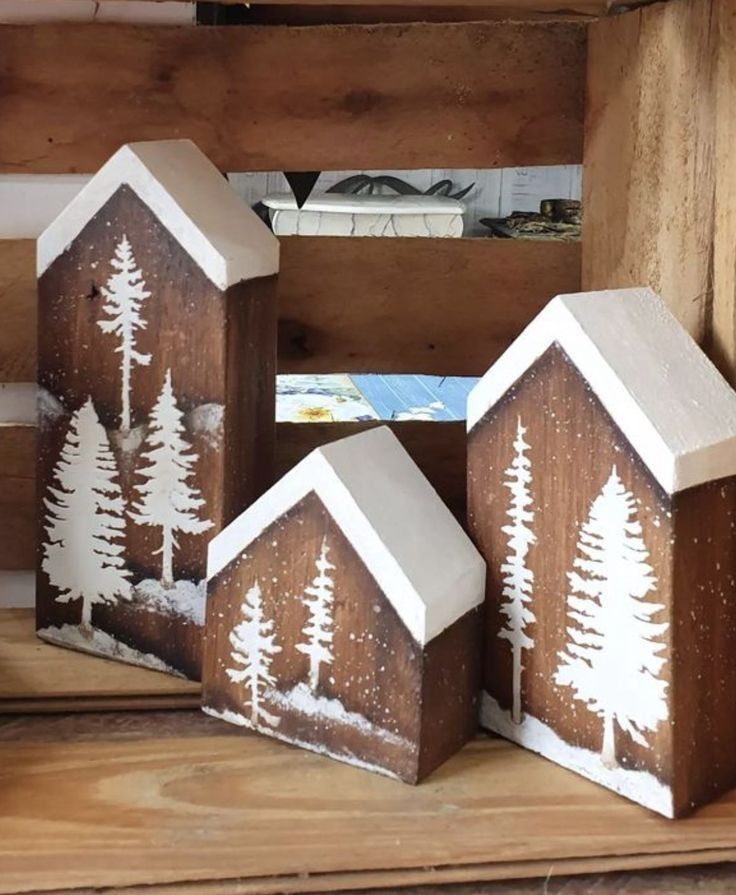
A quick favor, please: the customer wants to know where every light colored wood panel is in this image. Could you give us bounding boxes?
[712,0,736,382]
[0,238,581,379]
[0,241,35,381]
[278,238,581,374]
[0,608,200,707]
[1,717,736,894]
[0,21,585,173]
[582,0,717,342]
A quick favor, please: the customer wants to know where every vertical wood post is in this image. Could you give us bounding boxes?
[582,0,718,351]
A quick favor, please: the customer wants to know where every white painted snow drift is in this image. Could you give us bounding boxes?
[467,288,736,494]
[208,425,486,646]
[481,692,673,817]
[37,139,279,289]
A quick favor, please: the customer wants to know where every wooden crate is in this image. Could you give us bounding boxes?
[0,0,735,887]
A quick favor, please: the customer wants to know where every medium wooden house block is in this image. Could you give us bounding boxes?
[202,425,485,782]
[36,139,279,680]
[468,287,736,818]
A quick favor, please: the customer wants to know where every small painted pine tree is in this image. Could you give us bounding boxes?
[555,466,668,768]
[130,369,213,587]
[42,397,131,628]
[296,538,336,691]
[227,581,282,727]
[98,235,151,431]
[498,416,536,725]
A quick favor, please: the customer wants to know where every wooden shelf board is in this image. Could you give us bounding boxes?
[0,609,200,711]
[1,710,736,893]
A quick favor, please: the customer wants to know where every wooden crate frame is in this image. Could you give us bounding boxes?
[1,2,736,888]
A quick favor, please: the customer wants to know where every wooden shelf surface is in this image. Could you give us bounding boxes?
[0,609,200,711]
[0,710,735,894]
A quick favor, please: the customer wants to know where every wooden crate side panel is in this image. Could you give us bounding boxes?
[0,21,585,173]
[582,0,717,342]
[1,238,581,379]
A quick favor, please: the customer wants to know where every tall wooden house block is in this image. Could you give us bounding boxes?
[36,139,279,680]
[203,425,485,782]
[468,288,736,818]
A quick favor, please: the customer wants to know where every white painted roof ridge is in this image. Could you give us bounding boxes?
[37,140,279,290]
[207,425,485,645]
[467,287,736,495]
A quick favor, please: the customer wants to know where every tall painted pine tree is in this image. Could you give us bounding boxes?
[227,581,282,727]
[98,235,151,431]
[555,466,668,767]
[42,397,131,628]
[296,538,336,691]
[130,369,213,587]
[498,416,536,724]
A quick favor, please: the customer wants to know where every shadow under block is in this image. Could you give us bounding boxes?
[468,288,736,818]
[36,140,279,680]
[203,426,485,782]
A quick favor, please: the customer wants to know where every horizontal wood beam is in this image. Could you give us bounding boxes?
[0,237,580,379]
[0,419,465,571]
[0,20,585,173]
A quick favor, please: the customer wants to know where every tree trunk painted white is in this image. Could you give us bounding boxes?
[161,525,174,589]
[121,346,132,433]
[498,417,536,726]
[511,643,522,725]
[601,711,616,768]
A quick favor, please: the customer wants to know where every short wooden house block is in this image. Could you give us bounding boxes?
[468,287,736,818]
[203,425,485,782]
[36,139,279,680]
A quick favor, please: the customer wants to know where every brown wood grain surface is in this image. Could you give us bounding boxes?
[0,420,464,573]
[0,21,585,173]
[0,238,580,379]
[1,709,736,894]
[581,0,716,343]
[0,609,200,708]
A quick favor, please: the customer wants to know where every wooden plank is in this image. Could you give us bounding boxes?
[581,0,717,343]
[712,0,736,381]
[0,608,200,709]
[2,712,736,893]
[1,237,581,379]
[0,426,35,571]
[0,240,35,382]
[0,21,585,173]
[0,420,464,572]
[278,238,580,375]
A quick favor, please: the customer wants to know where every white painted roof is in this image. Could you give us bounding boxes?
[208,425,485,645]
[468,288,736,495]
[262,192,465,216]
[37,140,279,290]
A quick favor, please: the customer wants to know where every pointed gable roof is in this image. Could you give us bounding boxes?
[208,425,485,646]
[468,288,736,495]
[37,139,279,290]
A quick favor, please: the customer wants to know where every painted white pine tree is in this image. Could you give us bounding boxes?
[98,235,152,431]
[296,538,336,691]
[226,581,282,727]
[130,369,213,587]
[555,466,668,768]
[42,397,131,628]
[498,416,536,725]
